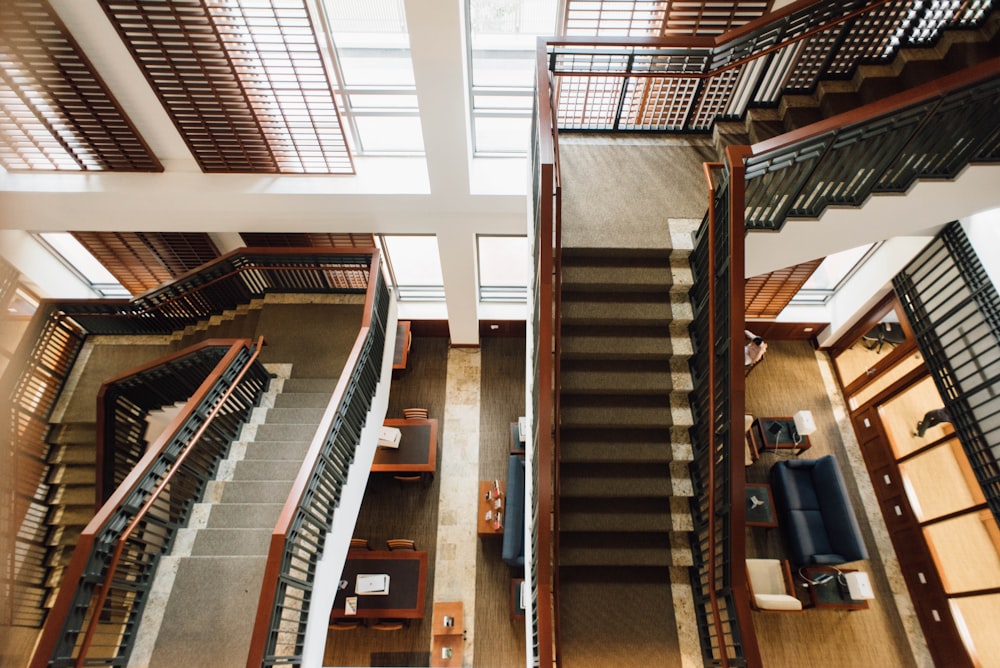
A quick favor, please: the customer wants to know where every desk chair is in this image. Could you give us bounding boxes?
[349,537,371,551]
[746,558,803,611]
[330,619,361,631]
[403,407,428,419]
[371,619,408,630]
[386,539,416,551]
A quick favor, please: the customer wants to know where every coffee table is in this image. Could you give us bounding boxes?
[801,566,870,610]
[745,483,778,528]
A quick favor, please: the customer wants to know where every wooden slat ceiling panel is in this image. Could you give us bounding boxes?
[98,0,353,174]
[563,0,769,37]
[71,232,220,295]
[0,0,162,172]
[240,233,376,248]
[744,258,823,319]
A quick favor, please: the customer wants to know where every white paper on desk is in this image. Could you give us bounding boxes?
[356,573,390,595]
[378,426,401,448]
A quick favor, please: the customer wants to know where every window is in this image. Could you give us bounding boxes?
[477,235,529,301]
[320,0,424,155]
[378,235,445,301]
[792,242,878,305]
[467,0,558,155]
[36,233,129,297]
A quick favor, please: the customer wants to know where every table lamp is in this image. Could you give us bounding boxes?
[792,410,816,442]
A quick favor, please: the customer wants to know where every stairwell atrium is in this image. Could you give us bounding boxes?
[3,1,1000,667]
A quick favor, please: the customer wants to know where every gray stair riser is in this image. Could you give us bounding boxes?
[280,378,339,394]
[272,392,332,409]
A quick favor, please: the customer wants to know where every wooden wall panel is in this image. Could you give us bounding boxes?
[72,232,220,295]
[744,258,823,319]
[240,233,376,249]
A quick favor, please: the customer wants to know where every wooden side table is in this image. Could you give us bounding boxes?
[750,417,812,456]
[745,483,778,528]
[478,480,504,536]
[431,601,463,667]
[801,567,870,610]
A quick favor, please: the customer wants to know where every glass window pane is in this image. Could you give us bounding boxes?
[474,117,531,153]
[354,116,425,152]
[800,243,875,291]
[382,235,444,295]
[38,232,120,285]
[324,0,416,86]
[900,439,986,521]
[876,375,950,458]
[348,94,418,109]
[478,235,529,296]
[951,595,1000,666]
[924,511,1000,593]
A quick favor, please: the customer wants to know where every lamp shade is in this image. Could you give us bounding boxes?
[793,410,816,436]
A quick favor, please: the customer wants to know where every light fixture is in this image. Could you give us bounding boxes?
[793,410,817,438]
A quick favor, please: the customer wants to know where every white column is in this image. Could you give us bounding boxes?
[437,228,480,346]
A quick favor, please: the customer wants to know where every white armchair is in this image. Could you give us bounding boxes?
[746,558,803,611]
[744,414,758,466]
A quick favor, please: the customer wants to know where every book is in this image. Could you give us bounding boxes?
[345,596,357,615]
[378,426,401,448]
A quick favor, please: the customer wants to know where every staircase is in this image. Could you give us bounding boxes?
[557,243,695,666]
[714,9,1000,151]
[138,369,338,668]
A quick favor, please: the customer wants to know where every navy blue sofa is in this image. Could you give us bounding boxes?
[502,454,525,568]
[770,455,868,566]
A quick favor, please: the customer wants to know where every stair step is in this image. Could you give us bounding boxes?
[253,423,318,442]
[50,504,96,526]
[207,503,284,529]
[241,440,312,461]
[272,392,332,409]
[561,359,672,394]
[190,528,272,556]
[560,430,671,464]
[560,396,672,429]
[48,464,96,486]
[559,564,672,584]
[560,325,672,361]
[47,424,96,446]
[559,532,671,567]
[50,486,95,506]
[561,262,674,293]
[560,497,671,532]
[220,480,295,504]
[561,296,671,326]
[281,378,339,394]
[259,407,327,424]
[560,463,671,498]
[232,459,302,482]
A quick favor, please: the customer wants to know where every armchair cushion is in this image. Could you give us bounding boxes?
[746,558,802,612]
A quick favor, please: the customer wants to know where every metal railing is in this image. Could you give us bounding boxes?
[546,0,995,132]
[247,255,389,667]
[30,338,271,668]
[744,57,1000,230]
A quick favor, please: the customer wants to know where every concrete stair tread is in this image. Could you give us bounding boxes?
[561,362,672,394]
[560,439,671,464]
[190,528,272,556]
[560,464,672,498]
[280,378,339,394]
[241,441,312,460]
[272,392,331,409]
[48,465,96,485]
[252,424,319,442]
[232,459,302,481]
[559,532,672,567]
[258,406,327,424]
[560,498,671,532]
[220,480,296,504]
[208,503,284,529]
[561,299,671,326]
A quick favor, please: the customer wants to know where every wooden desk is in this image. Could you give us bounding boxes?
[393,321,412,371]
[750,417,812,456]
[372,418,437,477]
[330,550,428,619]
[430,601,463,667]
[478,480,504,536]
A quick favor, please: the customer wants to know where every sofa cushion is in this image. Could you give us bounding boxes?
[502,455,525,567]
[785,509,832,565]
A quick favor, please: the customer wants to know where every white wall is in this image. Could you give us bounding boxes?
[962,208,1000,292]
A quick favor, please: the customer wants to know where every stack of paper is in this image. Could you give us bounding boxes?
[378,426,401,448]
[356,573,390,595]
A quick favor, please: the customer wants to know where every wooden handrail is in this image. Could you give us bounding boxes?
[246,250,383,668]
[73,337,266,665]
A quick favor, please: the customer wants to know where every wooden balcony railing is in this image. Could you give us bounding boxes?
[247,253,389,667]
[30,338,271,668]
